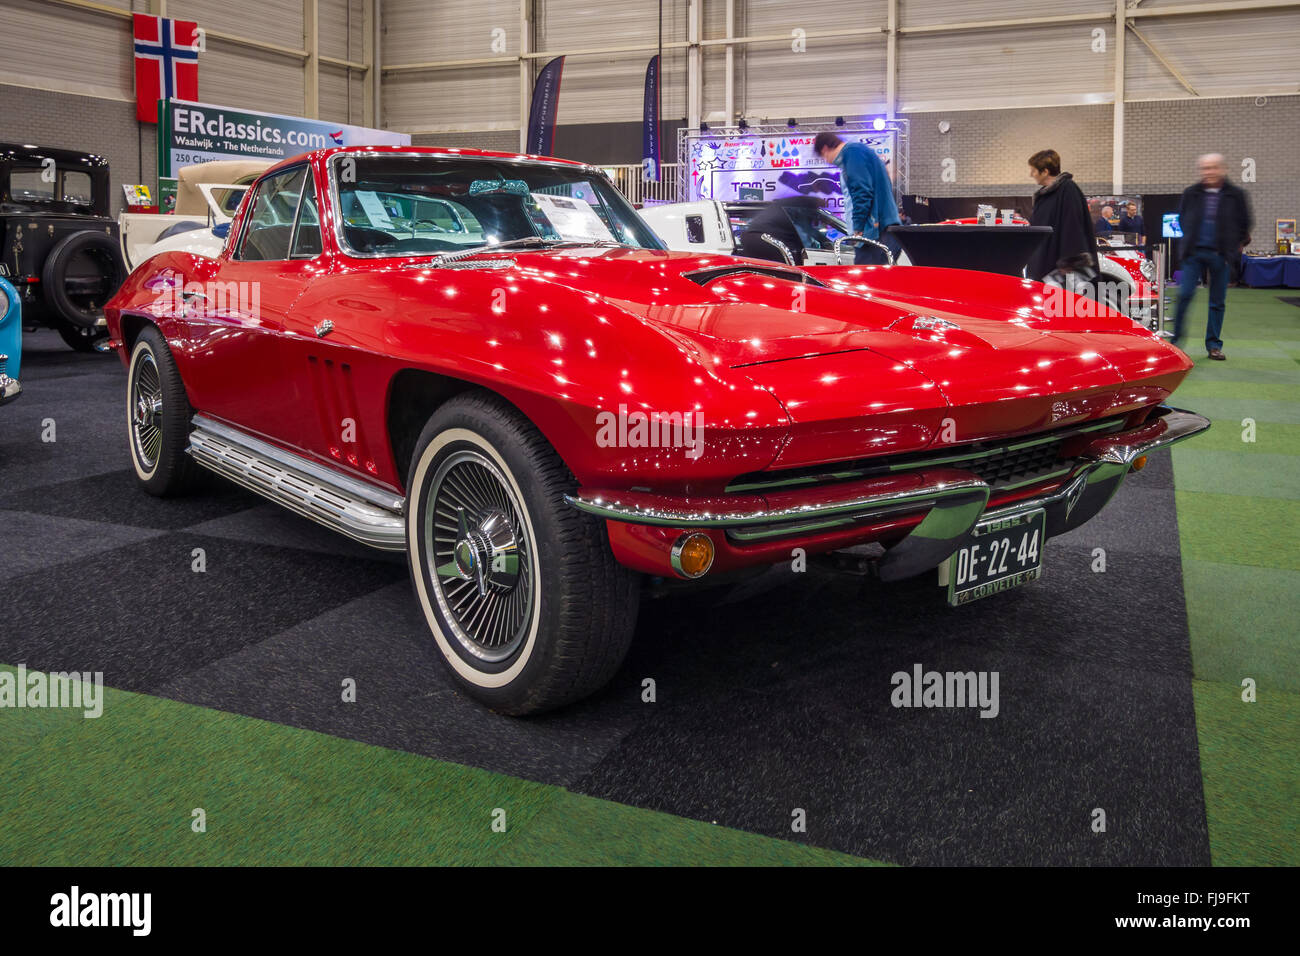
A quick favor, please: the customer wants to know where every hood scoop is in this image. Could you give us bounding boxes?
[683,265,822,288]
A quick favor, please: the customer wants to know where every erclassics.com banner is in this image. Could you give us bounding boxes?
[163,98,410,173]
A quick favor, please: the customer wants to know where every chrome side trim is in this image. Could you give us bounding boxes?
[187,416,406,551]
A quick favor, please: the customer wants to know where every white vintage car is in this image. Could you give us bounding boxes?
[119,160,266,269]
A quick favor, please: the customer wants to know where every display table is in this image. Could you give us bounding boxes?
[889,224,1053,277]
[1241,255,1300,288]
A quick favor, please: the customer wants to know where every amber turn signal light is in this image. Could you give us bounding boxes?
[671,532,715,579]
[1131,455,1148,471]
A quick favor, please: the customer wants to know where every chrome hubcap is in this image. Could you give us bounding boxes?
[426,450,533,663]
[131,351,164,469]
[450,508,520,593]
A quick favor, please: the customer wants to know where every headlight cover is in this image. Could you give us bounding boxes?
[1140,258,1156,281]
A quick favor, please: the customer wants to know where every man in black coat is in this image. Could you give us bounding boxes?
[1026,149,1099,285]
[1172,153,1253,360]
[737,196,823,264]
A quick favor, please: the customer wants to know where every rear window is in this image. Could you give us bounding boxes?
[7,166,95,208]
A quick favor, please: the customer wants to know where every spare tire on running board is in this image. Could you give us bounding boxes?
[40,229,127,330]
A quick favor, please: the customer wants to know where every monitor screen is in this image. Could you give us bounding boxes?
[1162,213,1182,238]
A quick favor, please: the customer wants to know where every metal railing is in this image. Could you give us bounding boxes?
[603,164,680,207]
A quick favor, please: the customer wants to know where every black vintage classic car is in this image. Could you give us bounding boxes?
[0,143,127,351]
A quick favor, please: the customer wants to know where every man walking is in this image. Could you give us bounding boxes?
[814,132,900,265]
[1172,153,1253,360]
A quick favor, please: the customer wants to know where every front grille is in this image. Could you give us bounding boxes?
[727,416,1128,494]
[956,439,1067,489]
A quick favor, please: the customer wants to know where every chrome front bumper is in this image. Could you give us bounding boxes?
[567,406,1210,580]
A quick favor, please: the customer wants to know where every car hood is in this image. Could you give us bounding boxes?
[509,248,1191,461]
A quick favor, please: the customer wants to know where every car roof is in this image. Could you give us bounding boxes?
[261,144,596,181]
[0,143,109,168]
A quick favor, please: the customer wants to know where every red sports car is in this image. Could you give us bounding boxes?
[105,146,1208,714]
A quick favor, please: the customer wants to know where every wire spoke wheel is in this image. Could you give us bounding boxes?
[130,350,164,471]
[424,448,533,663]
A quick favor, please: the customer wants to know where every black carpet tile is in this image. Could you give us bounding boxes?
[571,655,1206,866]
[0,329,1209,865]
[571,540,1208,864]
[186,502,405,563]
[0,532,406,692]
[150,582,648,788]
[0,469,263,530]
[0,334,128,494]
[0,509,166,580]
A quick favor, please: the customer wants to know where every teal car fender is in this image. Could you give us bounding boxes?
[0,276,22,405]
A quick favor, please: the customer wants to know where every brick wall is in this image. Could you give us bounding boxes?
[0,85,156,218]
[902,104,1114,200]
[1125,96,1299,252]
[411,130,522,152]
[899,96,1299,251]
[4,80,1294,247]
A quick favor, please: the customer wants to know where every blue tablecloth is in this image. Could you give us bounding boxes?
[1241,255,1300,288]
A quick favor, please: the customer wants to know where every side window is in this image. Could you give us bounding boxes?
[60,170,92,206]
[290,173,323,258]
[684,215,705,243]
[236,167,307,261]
[10,168,53,201]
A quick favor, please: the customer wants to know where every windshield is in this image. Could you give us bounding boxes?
[331,153,664,258]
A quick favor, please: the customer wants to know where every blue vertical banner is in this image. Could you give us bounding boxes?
[642,55,661,182]
[527,56,565,156]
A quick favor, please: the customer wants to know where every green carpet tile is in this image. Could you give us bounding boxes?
[1173,288,1300,866]
[0,669,873,867]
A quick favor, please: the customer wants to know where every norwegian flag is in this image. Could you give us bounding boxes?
[132,13,199,123]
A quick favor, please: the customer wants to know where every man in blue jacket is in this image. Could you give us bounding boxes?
[814,132,900,265]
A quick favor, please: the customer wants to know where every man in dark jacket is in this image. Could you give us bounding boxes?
[814,132,900,265]
[1172,153,1252,360]
[737,196,821,264]
[1026,149,1099,284]
[1094,204,1115,234]
[1118,202,1145,243]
